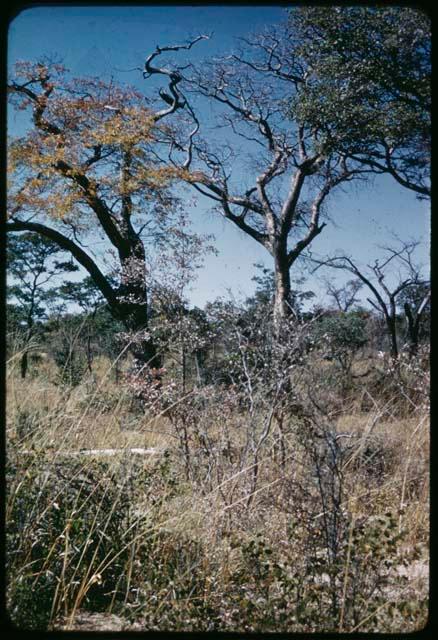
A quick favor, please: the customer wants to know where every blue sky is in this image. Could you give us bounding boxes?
[8,5,430,309]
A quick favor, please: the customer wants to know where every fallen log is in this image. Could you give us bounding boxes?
[21,447,164,457]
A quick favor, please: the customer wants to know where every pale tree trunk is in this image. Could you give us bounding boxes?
[404,303,419,357]
[273,252,292,335]
[404,292,430,358]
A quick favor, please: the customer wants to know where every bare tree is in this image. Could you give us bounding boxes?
[401,286,431,357]
[323,278,363,313]
[312,241,429,359]
[141,29,371,333]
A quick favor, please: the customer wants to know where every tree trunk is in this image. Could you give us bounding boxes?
[86,330,93,374]
[195,352,203,386]
[20,350,28,380]
[21,325,33,379]
[119,303,161,370]
[387,316,399,359]
[403,296,431,358]
[181,339,186,394]
[404,302,419,357]
[116,242,161,371]
[273,252,292,334]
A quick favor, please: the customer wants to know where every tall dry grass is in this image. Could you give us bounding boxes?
[5,350,429,632]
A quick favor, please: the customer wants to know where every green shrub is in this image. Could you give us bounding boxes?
[214,511,421,633]
[312,313,367,375]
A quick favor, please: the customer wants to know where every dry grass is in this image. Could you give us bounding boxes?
[5,353,429,632]
[6,356,171,452]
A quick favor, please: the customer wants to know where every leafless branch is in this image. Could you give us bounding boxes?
[143,35,210,122]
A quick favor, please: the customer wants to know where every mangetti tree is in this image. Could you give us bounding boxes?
[140,28,375,334]
[6,49,206,369]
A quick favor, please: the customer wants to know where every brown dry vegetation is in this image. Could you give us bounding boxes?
[6,348,429,632]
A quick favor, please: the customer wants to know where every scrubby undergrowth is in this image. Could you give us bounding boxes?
[6,350,429,632]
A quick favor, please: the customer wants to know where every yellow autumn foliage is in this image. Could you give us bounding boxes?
[8,63,179,222]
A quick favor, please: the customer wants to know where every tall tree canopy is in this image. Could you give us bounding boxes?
[289,6,431,198]
[7,8,430,350]
[139,7,429,332]
[7,58,196,366]
[140,28,375,330]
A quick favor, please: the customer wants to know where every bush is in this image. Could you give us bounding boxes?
[312,313,367,375]
[216,511,421,632]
